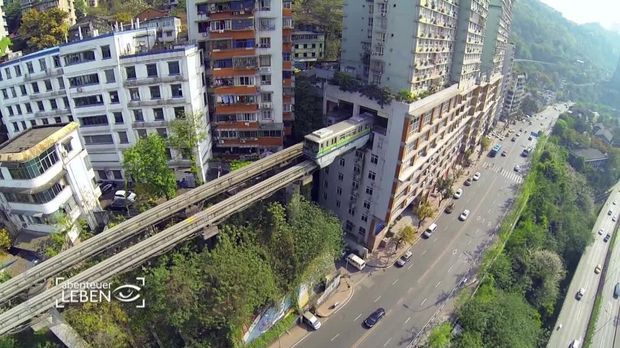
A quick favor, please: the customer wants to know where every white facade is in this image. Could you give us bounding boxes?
[0,28,211,184]
[0,123,101,237]
[139,16,182,43]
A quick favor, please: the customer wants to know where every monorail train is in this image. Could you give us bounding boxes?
[303,114,373,167]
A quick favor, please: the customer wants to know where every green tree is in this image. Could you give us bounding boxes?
[396,225,416,249]
[480,136,491,151]
[525,249,566,317]
[427,322,452,348]
[74,0,88,19]
[293,75,324,142]
[414,199,436,228]
[167,111,208,185]
[123,134,177,200]
[4,0,22,34]
[18,8,69,49]
[520,96,539,116]
[64,302,130,348]
[0,337,16,348]
[229,160,252,171]
[0,272,10,283]
[293,0,343,60]
[435,176,455,204]
[0,37,12,58]
[0,228,11,252]
[44,212,89,257]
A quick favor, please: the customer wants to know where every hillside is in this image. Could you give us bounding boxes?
[511,0,620,102]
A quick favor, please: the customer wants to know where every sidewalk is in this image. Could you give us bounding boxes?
[268,278,353,348]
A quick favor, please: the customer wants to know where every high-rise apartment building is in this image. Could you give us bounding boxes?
[0,28,212,184]
[20,0,76,25]
[481,0,513,78]
[319,0,512,252]
[501,72,526,119]
[0,0,8,40]
[0,122,101,237]
[187,0,294,159]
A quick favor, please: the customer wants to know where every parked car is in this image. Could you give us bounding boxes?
[613,216,617,222]
[363,308,386,328]
[302,311,321,330]
[453,188,463,199]
[114,190,137,202]
[107,198,135,212]
[459,209,470,221]
[464,178,472,186]
[595,265,602,274]
[511,137,516,142]
[501,150,507,157]
[396,250,413,267]
[528,136,533,140]
[576,288,585,300]
[605,234,611,242]
[473,172,481,181]
[514,165,520,172]
[598,228,604,235]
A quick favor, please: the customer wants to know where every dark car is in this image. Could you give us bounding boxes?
[511,137,516,142]
[98,183,114,193]
[364,308,386,328]
[464,178,472,186]
[445,203,455,214]
[614,283,620,299]
[604,234,611,243]
[8,247,43,264]
[107,198,135,213]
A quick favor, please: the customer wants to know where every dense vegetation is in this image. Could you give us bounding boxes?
[511,0,620,107]
[49,194,343,347]
[293,0,343,60]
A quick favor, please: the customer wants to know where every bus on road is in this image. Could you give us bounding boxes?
[489,144,502,157]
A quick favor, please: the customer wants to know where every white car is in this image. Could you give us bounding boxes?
[514,165,520,172]
[595,265,602,274]
[459,209,470,221]
[114,190,137,202]
[576,288,585,300]
[453,188,463,199]
[613,216,617,222]
[598,228,604,235]
[473,172,481,181]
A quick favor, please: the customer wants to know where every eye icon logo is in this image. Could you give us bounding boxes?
[113,284,141,303]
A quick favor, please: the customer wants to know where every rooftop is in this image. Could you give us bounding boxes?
[572,148,608,162]
[0,123,78,162]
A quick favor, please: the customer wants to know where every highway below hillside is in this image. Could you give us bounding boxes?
[297,105,565,348]
[590,186,620,348]
[547,181,620,348]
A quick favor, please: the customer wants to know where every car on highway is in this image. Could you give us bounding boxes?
[501,150,507,157]
[595,265,602,274]
[114,190,137,202]
[528,136,533,140]
[615,283,620,299]
[396,250,413,267]
[570,339,581,348]
[363,308,386,328]
[608,210,613,216]
[598,228,604,235]
[453,188,463,199]
[613,216,617,222]
[576,288,585,300]
[604,234,611,242]
[511,137,516,142]
[459,209,470,221]
[514,165,520,172]
[614,201,617,205]
[423,223,438,238]
[473,172,481,181]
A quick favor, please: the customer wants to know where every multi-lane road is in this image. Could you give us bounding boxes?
[591,187,620,348]
[297,105,565,348]
[547,181,620,348]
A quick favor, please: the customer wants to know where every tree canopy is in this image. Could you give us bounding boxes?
[123,134,177,200]
[167,111,208,184]
[18,8,69,50]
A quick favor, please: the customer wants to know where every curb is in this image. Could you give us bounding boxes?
[315,279,354,318]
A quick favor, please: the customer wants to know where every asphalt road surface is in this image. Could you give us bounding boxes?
[297,105,565,348]
[547,181,620,348]
[590,187,620,348]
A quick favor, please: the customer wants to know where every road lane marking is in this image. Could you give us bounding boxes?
[392,279,399,286]
[374,295,382,303]
[384,338,393,347]
[448,264,454,272]
[422,249,428,255]
[407,264,414,270]
[330,333,340,342]
[354,313,362,321]
[435,281,441,288]
[404,316,411,324]
[421,298,427,306]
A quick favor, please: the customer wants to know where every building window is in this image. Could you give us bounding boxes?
[63,97,70,108]
[1,89,6,99]
[153,108,164,120]
[259,37,271,48]
[30,120,36,127]
[368,171,376,180]
[31,82,39,93]
[361,214,368,222]
[109,91,119,103]
[50,99,58,110]
[68,73,99,87]
[358,227,366,236]
[79,115,108,127]
[112,170,122,180]
[168,61,180,75]
[260,74,271,85]
[105,69,115,83]
[26,62,34,73]
[336,200,341,208]
[53,55,61,68]
[25,103,32,113]
[74,95,103,107]
[339,158,345,166]
[57,77,65,89]
[137,129,147,138]
[37,101,44,111]
[113,112,124,124]
[171,84,183,98]
[126,66,136,79]
[156,128,167,138]
[19,85,26,96]
[129,88,140,101]
[7,147,59,179]
[259,55,271,67]
[345,220,354,232]
[101,45,111,59]
[14,65,21,76]
[133,109,144,122]
[97,170,107,180]
[4,67,10,79]
[348,207,356,216]
[366,186,373,195]
[146,64,158,77]
[42,119,49,125]
[371,154,378,164]
[149,86,161,99]
[261,92,272,102]
[174,107,185,119]
[84,134,114,145]
[338,172,344,181]
[12,122,18,132]
[118,131,129,144]
[337,187,342,195]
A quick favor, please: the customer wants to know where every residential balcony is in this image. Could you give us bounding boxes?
[34,108,71,118]
[123,75,185,87]
[128,98,186,107]
[29,89,67,101]
[23,68,64,81]
[212,120,260,129]
[210,47,256,59]
[213,85,258,95]
[132,120,170,128]
[215,103,258,114]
